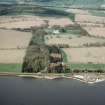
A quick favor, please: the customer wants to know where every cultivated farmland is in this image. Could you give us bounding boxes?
[0,29,32,48]
[75,14,105,23]
[0,29,32,72]
[0,6,105,73]
[0,49,26,64]
[82,27,105,38]
[63,47,105,64]
[75,14,105,38]
[45,35,105,47]
[0,29,32,63]
[0,16,73,29]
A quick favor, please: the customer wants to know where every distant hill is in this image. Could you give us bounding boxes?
[0,0,105,8]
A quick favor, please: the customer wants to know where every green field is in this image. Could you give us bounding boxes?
[89,10,105,17]
[61,49,68,63]
[0,64,22,72]
[69,63,105,71]
[62,49,105,72]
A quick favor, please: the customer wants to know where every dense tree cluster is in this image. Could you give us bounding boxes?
[22,27,49,73]
[22,27,64,73]
[22,45,49,73]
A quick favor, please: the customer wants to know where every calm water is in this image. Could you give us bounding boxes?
[0,76,105,105]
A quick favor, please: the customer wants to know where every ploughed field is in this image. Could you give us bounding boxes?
[45,35,105,47]
[0,16,73,29]
[0,29,32,72]
[0,29,32,48]
[75,14,105,38]
[63,47,105,64]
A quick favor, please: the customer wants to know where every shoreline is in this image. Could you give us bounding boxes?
[0,72,105,84]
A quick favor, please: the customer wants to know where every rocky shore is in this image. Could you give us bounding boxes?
[0,72,105,84]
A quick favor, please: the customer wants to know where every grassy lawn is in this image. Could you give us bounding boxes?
[0,64,22,73]
[69,63,105,71]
